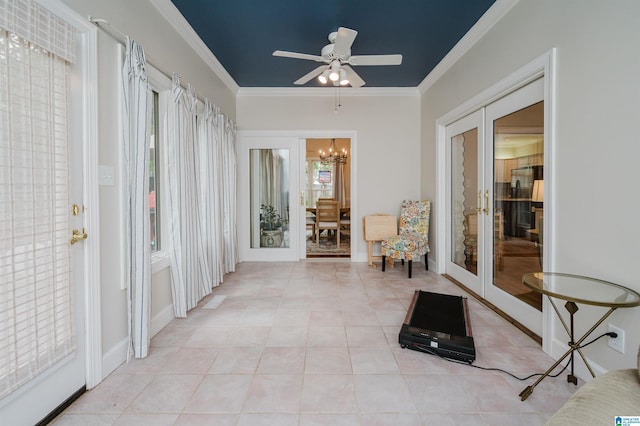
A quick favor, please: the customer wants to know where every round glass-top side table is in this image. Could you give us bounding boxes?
[519,272,640,401]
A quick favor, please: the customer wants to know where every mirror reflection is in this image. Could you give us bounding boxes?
[250,149,290,248]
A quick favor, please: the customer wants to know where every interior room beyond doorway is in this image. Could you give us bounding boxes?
[305,138,351,258]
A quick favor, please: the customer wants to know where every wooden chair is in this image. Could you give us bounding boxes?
[306,214,316,242]
[363,214,397,267]
[340,209,351,242]
[315,199,341,248]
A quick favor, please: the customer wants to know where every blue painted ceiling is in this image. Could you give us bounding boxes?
[170,0,496,88]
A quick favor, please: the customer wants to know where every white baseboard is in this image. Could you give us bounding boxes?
[100,305,174,380]
[550,337,607,383]
[151,304,175,337]
[101,337,128,379]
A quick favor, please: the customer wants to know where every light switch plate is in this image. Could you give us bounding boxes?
[99,165,115,186]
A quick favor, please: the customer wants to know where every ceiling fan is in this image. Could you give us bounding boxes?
[273,27,402,88]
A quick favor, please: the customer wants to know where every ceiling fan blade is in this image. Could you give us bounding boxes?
[333,27,358,57]
[343,65,365,88]
[294,65,327,85]
[273,50,326,62]
[349,54,403,66]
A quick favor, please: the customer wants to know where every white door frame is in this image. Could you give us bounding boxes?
[237,130,358,262]
[435,49,556,352]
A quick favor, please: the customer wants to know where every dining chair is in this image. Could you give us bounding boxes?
[315,199,341,248]
[340,208,351,243]
[381,200,430,278]
[306,213,316,242]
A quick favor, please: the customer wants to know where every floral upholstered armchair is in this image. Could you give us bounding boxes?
[381,200,431,278]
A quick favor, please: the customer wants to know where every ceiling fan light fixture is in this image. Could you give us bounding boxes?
[329,61,340,81]
[318,69,330,84]
[339,69,349,86]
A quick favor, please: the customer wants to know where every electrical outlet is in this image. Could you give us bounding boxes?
[608,324,625,354]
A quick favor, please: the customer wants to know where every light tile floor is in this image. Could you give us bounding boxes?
[53,261,581,425]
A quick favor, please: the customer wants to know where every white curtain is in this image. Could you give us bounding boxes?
[121,38,152,359]
[163,77,213,317]
[334,162,347,208]
[260,150,283,216]
[210,103,237,273]
[198,101,221,285]
[197,100,237,284]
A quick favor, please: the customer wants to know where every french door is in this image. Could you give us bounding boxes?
[0,2,92,421]
[446,78,545,336]
[237,134,301,261]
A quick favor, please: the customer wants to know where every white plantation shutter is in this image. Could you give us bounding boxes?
[0,1,76,398]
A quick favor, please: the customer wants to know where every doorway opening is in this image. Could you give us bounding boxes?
[305,138,351,258]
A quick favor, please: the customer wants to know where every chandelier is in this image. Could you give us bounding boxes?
[319,138,348,164]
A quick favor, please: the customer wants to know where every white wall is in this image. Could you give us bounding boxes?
[237,91,421,261]
[59,0,236,376]
[421,0,640,372]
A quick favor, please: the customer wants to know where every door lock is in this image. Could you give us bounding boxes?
[70,228,88,245]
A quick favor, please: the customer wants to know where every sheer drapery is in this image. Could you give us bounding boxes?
[121,37,152,359]
[334,162,347,208]
[0,17,75,397]
[163,77,213,317]
[197,100,238,286]
[214,107,238,273]
[260,149,286,221]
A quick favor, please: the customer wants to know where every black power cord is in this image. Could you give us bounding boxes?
[413,332,616,382]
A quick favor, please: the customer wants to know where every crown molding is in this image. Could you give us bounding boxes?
[237,86,419,97]
[150,0,240,94]
[418,0,520,94]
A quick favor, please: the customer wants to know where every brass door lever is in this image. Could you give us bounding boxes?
[70,228,88,245]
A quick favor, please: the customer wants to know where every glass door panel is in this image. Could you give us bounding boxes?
[451,128,479,272]
[237,135,300,261]
[445,110,483,296]
[484,78,544,336]
[250,148,290,249]
[493,102,544,311]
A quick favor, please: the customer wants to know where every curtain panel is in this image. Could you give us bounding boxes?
[206,103,237,276]
[197,100,224,286]
[163,78,213,317]
[121,38,152,359]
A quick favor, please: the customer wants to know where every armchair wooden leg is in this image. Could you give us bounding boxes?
[425,254,428,270]
[408,260,412,278]
[381,255,386,271]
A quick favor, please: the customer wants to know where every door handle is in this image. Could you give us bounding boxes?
[484,190,490,215]
[300,191,305,206]
[70,228,88,245]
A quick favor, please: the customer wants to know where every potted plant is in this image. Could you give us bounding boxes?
[260,204,284,247]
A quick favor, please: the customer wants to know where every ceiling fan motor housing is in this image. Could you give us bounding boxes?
[321,43,350,62]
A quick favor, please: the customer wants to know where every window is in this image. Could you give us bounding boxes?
[305,159,334,207]
[149,90,160,252]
